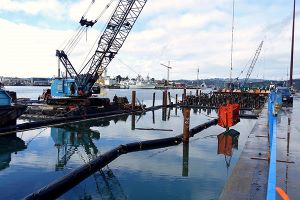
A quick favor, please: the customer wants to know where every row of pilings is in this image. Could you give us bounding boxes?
[159,89,268,110]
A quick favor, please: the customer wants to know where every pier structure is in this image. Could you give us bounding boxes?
[2,88,298,199]
[220,92,299,199]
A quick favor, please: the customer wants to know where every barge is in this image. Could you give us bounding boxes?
[0,88,27,127]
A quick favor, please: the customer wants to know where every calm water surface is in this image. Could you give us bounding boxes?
[0,86,257,200]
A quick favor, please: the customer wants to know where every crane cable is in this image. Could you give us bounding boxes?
[236,56,252,82]
[63,0,115,56]
[64,27,86,55]
[117,58,140,75]
[82,0,96,19]
[95,0,115,23]
[78,0,117,74]
[229,0,235,86]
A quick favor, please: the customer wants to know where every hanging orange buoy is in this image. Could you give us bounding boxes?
[218,104,240,128]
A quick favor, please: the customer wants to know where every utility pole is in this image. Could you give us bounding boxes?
[289,0,296,88]
[161,61,172,86]
[197,68,199,82]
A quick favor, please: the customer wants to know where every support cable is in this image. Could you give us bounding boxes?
[82,0,95,19]
[79,1,117,74]
[67,28,87,55]
[59,25,82,50]
[95,0,115,22]
[64,27,86,54]
[117,58,140,75]
[229,0,235,86]
[64,0,115,56]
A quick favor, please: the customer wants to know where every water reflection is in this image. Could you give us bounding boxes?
[51,115,130,170]
[182,143,189,177]
[284,108,292,193]
[162,108,167,121]
[131,114,136,130]
[51,116,129,199]
[0,134,27,170]
[51,125,100,171]
[217,129,240,168]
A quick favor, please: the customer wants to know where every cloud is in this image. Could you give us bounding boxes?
[68,0,118,23]
[0,0,299,80]
[0,0,64,18]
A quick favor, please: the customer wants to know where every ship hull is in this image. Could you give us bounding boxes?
[0,105,27,127]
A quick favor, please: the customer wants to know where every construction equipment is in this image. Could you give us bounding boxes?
[52,0,148,98]
[160,61,172,86]
[237,41,264,88]
[218,103,240,129]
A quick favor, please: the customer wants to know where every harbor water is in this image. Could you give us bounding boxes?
[0,86,257,200]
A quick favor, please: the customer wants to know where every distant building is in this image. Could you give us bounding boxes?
[104,76,117,86]
[173,82,186,88]
[30,78,51,86]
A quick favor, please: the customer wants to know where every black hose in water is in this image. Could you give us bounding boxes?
[24,119,218,200]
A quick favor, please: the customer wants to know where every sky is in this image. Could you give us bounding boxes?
[0,0,299,80]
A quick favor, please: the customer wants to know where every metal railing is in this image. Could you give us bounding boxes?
[266,91,278,200]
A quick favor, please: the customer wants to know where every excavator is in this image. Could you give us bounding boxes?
[48,0,147,106]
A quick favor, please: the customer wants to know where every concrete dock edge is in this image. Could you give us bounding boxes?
[219,105,269,200]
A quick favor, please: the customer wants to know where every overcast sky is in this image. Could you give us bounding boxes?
[0,0,299,80]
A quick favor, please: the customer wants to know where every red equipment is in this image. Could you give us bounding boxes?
[218,104,240,128]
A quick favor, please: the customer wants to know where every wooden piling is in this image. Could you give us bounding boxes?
[152,92,156,107]
[176,94,178,105]
[183,108,191,144]
[163,91,168,107]
[132,91,136,110]
[168,92,171,105]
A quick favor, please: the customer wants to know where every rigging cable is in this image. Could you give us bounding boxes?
[64,26,84,51]
[58,25,82,50]
[82,0,95,19]
[117,58,140,75]
[236,56,252,82]
[95,0,115,22]
[78,0,117,74]
[65,27,86,55]
[64,0,115,56]
[229,0,235,86]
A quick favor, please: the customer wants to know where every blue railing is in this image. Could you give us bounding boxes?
[266,91,278,200]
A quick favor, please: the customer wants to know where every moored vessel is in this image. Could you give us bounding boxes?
[0,87,27,127]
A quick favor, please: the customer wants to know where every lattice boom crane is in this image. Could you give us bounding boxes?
[242,41,264,86]
[52,0,148,97]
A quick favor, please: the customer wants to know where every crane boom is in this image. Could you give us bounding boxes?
[243,41,264,86]
[54,0,147,96]
[80,0,148,92]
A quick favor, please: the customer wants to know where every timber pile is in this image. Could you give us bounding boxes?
[182,92,268,109]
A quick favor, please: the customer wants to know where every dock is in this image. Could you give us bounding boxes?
[220,94,300,199]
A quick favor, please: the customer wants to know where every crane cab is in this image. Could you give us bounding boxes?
[51,78,79,97]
